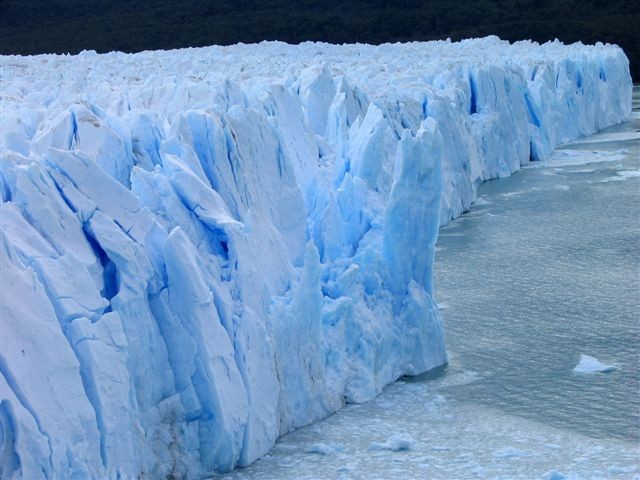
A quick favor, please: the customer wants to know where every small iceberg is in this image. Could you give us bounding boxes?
[573,354,617,373]
[541,470,566,480]
[304,442,345,455]
[368,433,418,452]
[607,464,638,474]
[493,446,528,459]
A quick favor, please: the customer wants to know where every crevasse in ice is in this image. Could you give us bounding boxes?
[0,37,631,478]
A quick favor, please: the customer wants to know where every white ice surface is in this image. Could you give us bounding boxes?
[0,37,632,478]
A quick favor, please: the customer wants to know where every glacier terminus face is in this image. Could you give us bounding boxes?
[0,37,632,478]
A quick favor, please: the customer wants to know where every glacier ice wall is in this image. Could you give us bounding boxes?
[0,37,631,478]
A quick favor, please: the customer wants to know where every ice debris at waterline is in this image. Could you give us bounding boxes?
[304,442,345,455]
[368,433,418,452]
[0,37,632,478]
[573,355,618,373]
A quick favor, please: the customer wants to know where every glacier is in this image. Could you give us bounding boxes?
[0,37,632,478]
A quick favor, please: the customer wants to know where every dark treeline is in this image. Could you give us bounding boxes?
[1,0,638,81]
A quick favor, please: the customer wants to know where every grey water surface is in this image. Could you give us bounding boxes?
[433,114,640,443]
[222,92,640,479]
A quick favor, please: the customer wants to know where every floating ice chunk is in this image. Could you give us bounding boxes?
[472,196,491,206]
[541,470,566,480]
[430,446,451,451]
[544,443,562,449]
[565,130,640,145]
[336,464,355,472]
[493,446,528,459]
[305,442,345,455]
[532,148,628,168]
[599,169,640,182]
[607,464,638,474]
[368,433,418,452]
[437,371,480,388]
[573,354,617,373]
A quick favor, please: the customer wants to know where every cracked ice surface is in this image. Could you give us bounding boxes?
[0,37,632,478]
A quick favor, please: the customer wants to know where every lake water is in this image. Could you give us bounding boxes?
[222,92,640,479]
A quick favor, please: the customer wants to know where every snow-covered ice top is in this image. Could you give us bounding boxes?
[1,37,632,222]
[0,38,632,479]
[0,38,629,108]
